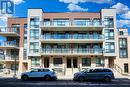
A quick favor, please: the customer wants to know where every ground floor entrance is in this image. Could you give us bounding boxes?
[29,56,116,75]
[44,57,49,68]
[67,58,78,68]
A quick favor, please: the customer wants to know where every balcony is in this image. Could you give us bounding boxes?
[0,55,19,61]
[0,41,19,49]
[40,20,104,31]
[0,27,19,37]
[40,34,104,43]
[41,48,103,56]
[6,55,19,61]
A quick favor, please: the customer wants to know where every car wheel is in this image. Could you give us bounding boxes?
[78,76,85,82]
[44,75,51,81]
[104,77,111,82]
[21,75,28,81]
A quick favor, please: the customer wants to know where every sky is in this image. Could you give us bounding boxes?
[0,0,130,30]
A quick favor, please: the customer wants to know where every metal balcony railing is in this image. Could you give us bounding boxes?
[41,48,102,54]
[41,34,103,40]
[0,27,20,34]
[0,41,19,47]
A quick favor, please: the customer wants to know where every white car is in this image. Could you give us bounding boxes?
[21,68,57,81]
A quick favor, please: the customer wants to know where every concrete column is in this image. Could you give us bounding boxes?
[91,57,96,67]
[40,57,42,68]
[78,56,82,71]
[28,58,31,70]
[41,56,44,68]
[4,49,7,60]
[63,56,66,68]
[18,47,24,74]
[49,56,53,68]
[104,57,108,68]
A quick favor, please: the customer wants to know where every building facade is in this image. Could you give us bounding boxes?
[0,8,130,75]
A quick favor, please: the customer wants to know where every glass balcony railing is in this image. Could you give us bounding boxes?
[41,48,102,54]
[0,41,19,47]
[0,55,5,60]
[29,49,39,53]
[41,34,103,40]
[6,55,19,60]
[0,27,20,34]
[41,20,103,27]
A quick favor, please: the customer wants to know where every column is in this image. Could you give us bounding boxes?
[28,57,31,70]
[78,56,82,71]
[62,56,66,75]
[41,56,44,68]
[91,57,96,67]
[40,57,43,68]
[18,47,24,74]
[49,56,53,68]
[104,57,108,68]
[63,56,66,68]
[4,49,6,60]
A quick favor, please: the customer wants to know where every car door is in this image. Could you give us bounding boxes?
[84,69,95,80]
[92,69,104,80]
[29,69,42,78]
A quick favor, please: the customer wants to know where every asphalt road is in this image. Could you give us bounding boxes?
[0,78,130,87]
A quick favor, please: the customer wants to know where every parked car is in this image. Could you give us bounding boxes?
[21,68,57,81]
[73,68,115,82]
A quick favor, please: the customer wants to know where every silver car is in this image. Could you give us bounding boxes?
[21,68,57,81]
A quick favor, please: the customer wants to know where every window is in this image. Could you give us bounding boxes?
[11,24,20,33]
[96,58,104,67]
[74,19,91,26]
[53,19,69,26]
[93,19,101,26]
[105,42,115,53]
[102,69,112,72]
[24,37,27,44]
[119,38,128,58]
[11,64,18,71]
[120,49,127,58]
[53,58,62,65]
[30,17,40,28]
[24,24,27,36]
[0,50,4,60]
[23,49,27,60]
[119,31,124,35]
[43,69,49,72]
[31,57,40,67]
[105,29,114,40]
[104,17,114,28]
[124,63,129,73]
[82,58,91,66]
[119,38,127,48]
[30,29,39,40]
[29,42,39,53]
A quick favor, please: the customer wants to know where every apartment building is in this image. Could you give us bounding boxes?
[0,8,129,75]
[0,18,27,74]
[115,28,130,74]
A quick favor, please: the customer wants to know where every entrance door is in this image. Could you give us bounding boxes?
[44,58,49,68]
[67,58,71,68]
[73,58,77,68]
[67,58,77,68]
[108,58,114,68]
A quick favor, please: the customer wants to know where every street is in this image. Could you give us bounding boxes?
[0,78,130,87]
